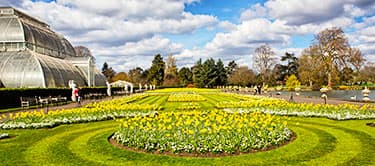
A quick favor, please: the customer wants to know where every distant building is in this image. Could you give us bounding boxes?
[0,7,106,88]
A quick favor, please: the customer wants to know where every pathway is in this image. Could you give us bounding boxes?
[269,92,375,106]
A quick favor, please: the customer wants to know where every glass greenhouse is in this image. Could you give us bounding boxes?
[0,7,106,88]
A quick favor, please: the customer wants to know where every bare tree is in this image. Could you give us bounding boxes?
[348,47,365,73]
[163,54,179,86]
[314,27,350,87]
[164,54,177,77]
[228,66,256,86]
[358,63,375,83]
[298,46,325,88]
[252,44,276,85]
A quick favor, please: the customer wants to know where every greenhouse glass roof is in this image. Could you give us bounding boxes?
[0,7,106,88]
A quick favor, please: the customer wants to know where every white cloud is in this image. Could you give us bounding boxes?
[265,0,344,25]
[264,0,375,25]
[344,4,365,17]
[350,26,375,63]
[93,36,184,71]
[57,0,188,20]
[240,3,268,21]
[218,21,236,31]
[20,1,217,46]
[8,0,218,71]
[176,18,296,68]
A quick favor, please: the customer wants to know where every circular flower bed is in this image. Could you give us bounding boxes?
[112,110,292,155]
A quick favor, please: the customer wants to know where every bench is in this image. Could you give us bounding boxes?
[20,97,30,108]
[20,96,69,108]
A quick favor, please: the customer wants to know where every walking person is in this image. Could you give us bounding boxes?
[257,85,262,95]
[77,87,82,106]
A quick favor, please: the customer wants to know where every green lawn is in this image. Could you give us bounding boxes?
[1,88,374,165]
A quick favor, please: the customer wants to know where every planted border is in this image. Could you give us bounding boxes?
[112,110,292,154]
[0,94,161,129]
[216,94,375,120]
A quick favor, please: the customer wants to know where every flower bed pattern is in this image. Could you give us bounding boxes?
[112,110,292,154]
[167,93,206,102]
[0,94,161,129]
[216,97,375,120]
[177,103,201,110]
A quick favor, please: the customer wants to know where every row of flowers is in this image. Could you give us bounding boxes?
[215,96,375,120]
[177,103,201,110]
[0,111,157,129]
[218,93,282,102]
[0,94,161,129]
[150,88,218,93]
[84,93,150,108]
[112,110,292,154]
[167,93,206,102]
[0,133,9,139]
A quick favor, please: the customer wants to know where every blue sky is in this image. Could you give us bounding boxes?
[171,0,271,49]
[185,0,261,21]
[1,0,374,71]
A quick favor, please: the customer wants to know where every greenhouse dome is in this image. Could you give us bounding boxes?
[0,7,106,88]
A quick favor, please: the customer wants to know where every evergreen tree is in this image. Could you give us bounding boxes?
[178,67,193,86]
[280,52,299,80]
[216,59,227,86]
[101,62,116,82]
[202,58,217,87]
[192,59,204,87]
[226,60,237,76]
[147,54,165,85]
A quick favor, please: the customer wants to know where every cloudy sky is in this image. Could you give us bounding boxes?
[2,0,374,72]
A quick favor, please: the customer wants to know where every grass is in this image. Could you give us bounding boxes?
[0,88,374,165]
[1,118,373,165]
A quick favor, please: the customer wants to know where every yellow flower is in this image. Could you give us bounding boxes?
[187,130,194,135]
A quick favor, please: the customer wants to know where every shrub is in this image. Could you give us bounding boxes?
[285,75,301,91]
[186,84,195,88]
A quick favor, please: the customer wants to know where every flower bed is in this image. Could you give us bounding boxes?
[177,103,201,110]
[84,93,150,108]
[216,97,375,120]
[167,93,206,102]
[112,110,292,154]
[0,94,161,129]
[0,133,9,139]
[217,93,277,101]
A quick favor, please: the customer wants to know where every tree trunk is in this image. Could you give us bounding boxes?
[328,72,332,88]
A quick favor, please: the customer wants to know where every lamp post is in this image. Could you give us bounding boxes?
[362,87,371,102]
[295,87,301,96]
